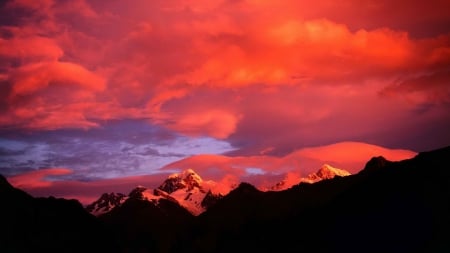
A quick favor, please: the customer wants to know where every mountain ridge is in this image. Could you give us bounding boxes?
[86,164,352,216]
[2,145,449,252]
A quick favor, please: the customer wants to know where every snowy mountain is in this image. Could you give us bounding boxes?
[154,169,215,215]
[86,169,224,216]
[268,164,351,191]
[158,169,203,193]
[302,164,351,183]
[87,166,351,215]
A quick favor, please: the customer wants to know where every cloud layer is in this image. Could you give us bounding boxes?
[0,0,449,153]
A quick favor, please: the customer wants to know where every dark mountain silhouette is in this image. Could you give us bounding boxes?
[98,197,194,253]
[176,145,450,253]
[200,189,223,209]
[0,175,119,253]
[1,145,449,253]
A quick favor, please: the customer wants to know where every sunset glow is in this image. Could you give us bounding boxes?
[1,0,449,203]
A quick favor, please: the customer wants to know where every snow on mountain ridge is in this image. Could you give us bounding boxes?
[267,164,352,191]
[87,166,350,216]
[86,169,218,216]
[155,168,221,215]
[158,168,204,194]
[306,164,352,182]
[85,192,127,216]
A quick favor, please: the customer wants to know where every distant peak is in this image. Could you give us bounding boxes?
[318,164,351,177]
[266,164,352,191]
[305,164,351,183]
[158,168,203,194]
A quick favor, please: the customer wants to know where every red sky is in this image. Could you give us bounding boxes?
[1,0,449,204]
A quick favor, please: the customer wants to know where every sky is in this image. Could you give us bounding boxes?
[1,0,449,204]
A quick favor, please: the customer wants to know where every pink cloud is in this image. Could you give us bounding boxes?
[8,0,53,11]
[290,141,417,173]
[166,110,241,139]
[0,36,63,60]
[8,168,73,189]
[0,0,448,151]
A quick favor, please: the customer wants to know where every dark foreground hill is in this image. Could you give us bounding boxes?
[1,145,449,253]
[0,175,119,253]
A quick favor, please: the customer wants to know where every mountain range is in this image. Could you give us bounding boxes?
[1,145,449,253]
[86,164,351,216]
[86,168,226,216]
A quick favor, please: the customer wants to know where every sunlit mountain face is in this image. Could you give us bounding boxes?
[1,0,450,210]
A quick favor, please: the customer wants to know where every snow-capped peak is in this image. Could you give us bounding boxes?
[158,168,204,194]
[304,164,351,183]
[266,164,352,191]
[87,169,219,216]
[155,169,210,215]
[183,168,203,186]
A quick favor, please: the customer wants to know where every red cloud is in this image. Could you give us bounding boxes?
[0,36,63,60]
[0,0,449,149]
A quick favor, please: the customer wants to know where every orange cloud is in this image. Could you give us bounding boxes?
[10,61,105,97]
[166,18,418,89]
[167,110,241,139]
